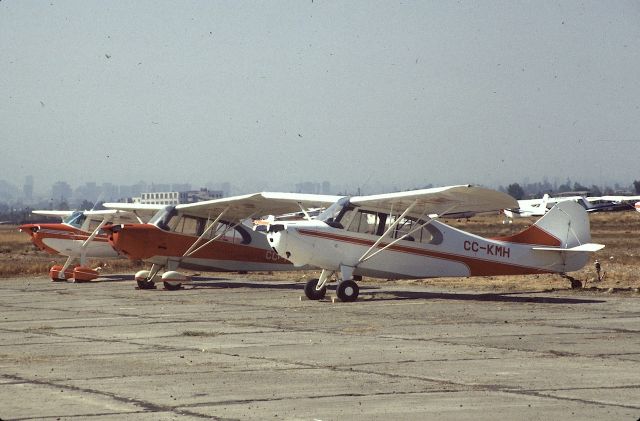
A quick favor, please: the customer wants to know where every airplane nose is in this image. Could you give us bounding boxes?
[267,228,289,258]
[18,224,39,237]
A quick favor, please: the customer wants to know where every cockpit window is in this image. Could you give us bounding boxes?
[149,206,178,231]
[385,215,442,244]
[324,204,443,244]
[63,211,86,228]
[342,210,382,235]
[317,197,350,224]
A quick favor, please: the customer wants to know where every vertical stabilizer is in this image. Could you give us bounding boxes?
[533,200,592,248]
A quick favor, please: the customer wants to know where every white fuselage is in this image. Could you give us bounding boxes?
[42,236,118,259]
[267,219,588,280]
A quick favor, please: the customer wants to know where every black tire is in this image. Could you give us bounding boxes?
[136,279,156,289]
[163,281,183,291]
[336,279,359,302]
[304,278,327,300]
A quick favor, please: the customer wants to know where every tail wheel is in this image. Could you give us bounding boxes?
[304,278,327,300]
[336,279,359,302]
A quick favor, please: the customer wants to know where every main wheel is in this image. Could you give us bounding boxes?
[136,279,156,289]
[163,281,183,291]
[304,278,327,300]
[336,279,359,302]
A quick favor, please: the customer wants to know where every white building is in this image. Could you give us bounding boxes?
[132,188,223,205]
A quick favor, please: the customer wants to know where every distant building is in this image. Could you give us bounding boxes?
[23,176,33,201]
[51,181,72,203]
[132,188,223,205]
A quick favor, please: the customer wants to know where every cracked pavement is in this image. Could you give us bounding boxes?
[0,275,638,420]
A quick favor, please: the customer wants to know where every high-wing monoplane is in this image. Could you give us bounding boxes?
[19,207,161,281]
[266,185,605,302]
[103,193,341,290]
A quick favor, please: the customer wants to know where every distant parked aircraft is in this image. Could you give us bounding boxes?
[505,194,640,218]
[19,207,160,281]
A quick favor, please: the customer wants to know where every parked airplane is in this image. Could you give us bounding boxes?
[19,207,160,281]
[103,193,341,290]
[503,194,550,217]
[505,194,640,217]
[265,185,605,302]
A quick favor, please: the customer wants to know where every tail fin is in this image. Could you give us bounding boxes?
[495,201,604,272]
[497,201,604,250]
[541,193,550,211]
[534,200,596,248]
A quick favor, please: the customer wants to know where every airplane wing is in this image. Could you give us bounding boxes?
[594,195,640,203]
[96,204,169,223]
[32,210,75,219]
[171,192,344,221]
[349,185,518,219]
[106,193,343,222]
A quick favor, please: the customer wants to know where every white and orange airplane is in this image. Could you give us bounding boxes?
[103,193,341,290]
[265,185,605,302]
[19,207,160,282]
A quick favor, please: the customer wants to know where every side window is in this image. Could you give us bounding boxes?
[386,216,439,244]
[204,221,251,245]
[174,216,200,236]
[86,219,104,234]
[343,210,380,235]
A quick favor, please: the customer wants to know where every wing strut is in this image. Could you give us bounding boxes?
[181,206,230,258]
[357,200,417,263]
[183,211,259,258]
[297,202,312,221]
[357,204,459,265]
[79,216,113,265]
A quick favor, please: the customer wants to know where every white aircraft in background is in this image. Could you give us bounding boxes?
[19,206,161,281]
[103,193,341,290]
[505,194,640,218]
[503,194,550,218]
[265,185,604,302]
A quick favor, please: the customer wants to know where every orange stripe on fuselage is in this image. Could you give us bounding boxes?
[491,224,561,246]
[296,229,554,277]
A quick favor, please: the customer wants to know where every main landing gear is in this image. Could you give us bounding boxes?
[135,264,160,290]
[303,268,361,302]
[135,265,189,291]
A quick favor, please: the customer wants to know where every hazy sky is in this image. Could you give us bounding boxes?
[2,1,639,194]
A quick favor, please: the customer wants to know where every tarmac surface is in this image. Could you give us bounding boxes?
[0,274,639,420]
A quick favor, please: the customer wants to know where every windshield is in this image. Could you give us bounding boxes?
[63,211,86,228]
[317,197,350,223]
[148,206,177,231]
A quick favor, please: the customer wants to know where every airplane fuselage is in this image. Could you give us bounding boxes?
[107,223,296,272]
[267,219,589,280]
[20,223,118,258]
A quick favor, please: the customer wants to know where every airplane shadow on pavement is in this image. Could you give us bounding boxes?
[95,275,607,304]
[366,290,606,305]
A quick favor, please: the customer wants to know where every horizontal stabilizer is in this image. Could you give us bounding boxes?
[532,243,605,252]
